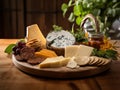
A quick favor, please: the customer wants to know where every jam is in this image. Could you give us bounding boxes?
[88,33,104,49]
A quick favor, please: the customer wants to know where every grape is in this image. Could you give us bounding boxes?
[12,46,17,52]
[12,41,26,55]
[16,48,21,54]
[17,41,26,48]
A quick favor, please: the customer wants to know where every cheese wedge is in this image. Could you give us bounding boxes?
[35,49,57,58]
[65,45,93,66]
[75,45,94,57]
[26,24,46,48]
[39,56,70,68]
[65,45,79,58]
[65,45,93,57]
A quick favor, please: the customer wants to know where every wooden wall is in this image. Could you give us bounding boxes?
[0,0,71,38]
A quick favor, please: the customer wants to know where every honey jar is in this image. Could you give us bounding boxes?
[88,33,104,49]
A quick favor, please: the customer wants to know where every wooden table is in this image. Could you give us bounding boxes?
[0,39,120,90]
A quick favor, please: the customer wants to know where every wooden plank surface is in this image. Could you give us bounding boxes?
[0,39,120,90]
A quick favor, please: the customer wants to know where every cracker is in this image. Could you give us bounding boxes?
[75,56,90,66]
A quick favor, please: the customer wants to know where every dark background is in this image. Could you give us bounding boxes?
[0,0,71,38]
[0,0,120,39]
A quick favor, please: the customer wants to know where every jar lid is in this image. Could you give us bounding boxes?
[89,32,103,38]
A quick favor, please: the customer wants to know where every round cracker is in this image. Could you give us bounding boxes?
[75,56,90,66]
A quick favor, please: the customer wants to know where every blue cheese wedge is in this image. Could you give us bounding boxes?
[46,30,75,48]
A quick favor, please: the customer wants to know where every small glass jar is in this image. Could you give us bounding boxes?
[88,33,104,49]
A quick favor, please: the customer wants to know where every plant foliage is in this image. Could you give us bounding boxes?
[61,0,120,34]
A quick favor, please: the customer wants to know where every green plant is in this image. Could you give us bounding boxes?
[61,0,120,35]
[92,48,118,60]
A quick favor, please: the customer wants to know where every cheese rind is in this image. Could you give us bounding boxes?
[26,24,46,48]
[39,56,70,68]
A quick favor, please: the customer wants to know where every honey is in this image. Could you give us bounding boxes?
[88,33,104,49]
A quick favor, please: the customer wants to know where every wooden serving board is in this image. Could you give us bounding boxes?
[12,55,111,79]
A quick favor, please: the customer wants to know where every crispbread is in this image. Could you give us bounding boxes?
[93,56,103,66]
[95,58,103,66]
[98,58,111,66]
[88,56,111,66]
[88,56,96,65]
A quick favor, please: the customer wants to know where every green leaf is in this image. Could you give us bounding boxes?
[61,3,68,17]
[73,5,81,16]
[4,44,16,54]
[93,9,101,16]
[76,16,82,25]
[68,13,75,22]
[68,0,73,6]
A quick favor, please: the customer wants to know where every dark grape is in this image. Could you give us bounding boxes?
[17,41,26,48]
[16,48,21,54]
[12,41,26,55]
[12,46,18,51]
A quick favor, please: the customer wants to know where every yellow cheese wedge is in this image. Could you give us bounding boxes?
[39,56,71,68]
[35,49,57,58]
[26,24,46,48]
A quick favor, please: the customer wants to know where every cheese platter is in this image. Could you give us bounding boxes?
[5,14,118,79]
[12,55,111,79]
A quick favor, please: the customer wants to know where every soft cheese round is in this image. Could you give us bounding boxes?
[46,30,76,48]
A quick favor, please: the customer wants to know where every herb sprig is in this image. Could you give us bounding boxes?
[92,48,118,60]
[53,25,63,31]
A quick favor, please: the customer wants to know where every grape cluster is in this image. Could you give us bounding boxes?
[12,41,26,55]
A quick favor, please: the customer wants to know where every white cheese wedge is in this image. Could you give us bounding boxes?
[74,45,94,57]
[39,56,71,68]
[65,45,93,58]
[65,45,93,66]
[65,45,78,58]
[26,24,46,48]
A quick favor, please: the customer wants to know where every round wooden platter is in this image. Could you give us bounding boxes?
[12,55,111,79]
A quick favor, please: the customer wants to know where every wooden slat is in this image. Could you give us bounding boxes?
[0,0,71,38]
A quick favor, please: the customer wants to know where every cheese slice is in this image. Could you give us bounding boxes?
[65,45,93,58]
[75,45,94,57]
[39,56,70,68]
[65,45,78,58]
[26,24,46,48]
